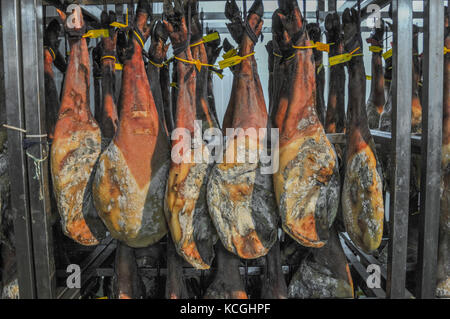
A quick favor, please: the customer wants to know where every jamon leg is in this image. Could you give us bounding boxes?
[307,23,326,126]
[272,1,340,248]
[324,13,346,135]
[93,1,170,248]
[147,20,170,138]
[208,0,277,259]
[51,9,102,246]
[44,19,66,139]
[163,0,218,270]
[366,21,385,130]
[203,242,248,299]
[437,10,450,298]
[341,8,384,253]
[204,29,223,128]
[288,227,354,299]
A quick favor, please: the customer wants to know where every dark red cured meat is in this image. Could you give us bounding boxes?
[93,0,170,248]
[272,1,340,248]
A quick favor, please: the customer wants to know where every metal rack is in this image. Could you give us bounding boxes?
[1,0,446,299]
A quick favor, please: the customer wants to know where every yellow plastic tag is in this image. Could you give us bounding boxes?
[369,46,383,53]
[312,41,331,53]
[445,47,449,55]
[83,29,109,39]
[115,63,123,70]
[317,63,324,74]
[211,69,224,79]
[203,32,219,43]
[383,49,393,60]
[329,47,363,66]
[219,52,255,69]
[366,75,372,80]
[97,297,108,299]
[222,48,238,60]
[329,53,351,66]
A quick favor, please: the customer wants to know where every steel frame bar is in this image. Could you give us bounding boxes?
[1,0,37,299]
[417,0,445,299]
[20,0,56,299]
[386,0,412,299]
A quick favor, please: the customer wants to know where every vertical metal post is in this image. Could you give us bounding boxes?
[1,0,36,298]
[417,0,445,299]
[317,0,325,22]
[21,0,55,299]
[328,0,337,12]
[386,0,412,299]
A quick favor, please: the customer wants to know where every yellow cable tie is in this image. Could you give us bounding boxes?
[190,32,220,48]
[45,46,56,60]
[366,75,372,81]
[133,30,145,49]
[190,40,205,48]
[445,47,449,55]
[110,8,129,28]
[148,59,164,68]
[175,56,215,71]
[369,46,383,53]
[273,52,283,58]
[383,48,393,60]
[101,55,117,62]
[170,82,178,89]
[115,63,123,70]
[83,29,109,39]
[219,52,255,70]
[328,47,363,66]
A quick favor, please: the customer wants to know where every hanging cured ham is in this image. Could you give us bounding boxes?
[97,11,119,141]
[93,0,170,248]
[366,21,385,129]
[51,9,102,246]
[437,8,450,298]
[307,23,326,126]
[272,0,340,248]
[147,20,171,137]
[341,8,384,253]
[44,19,66,139]
[207,0,277,259]
[324,13,346,135]
[164,0,218,270]
[204,28,222,127]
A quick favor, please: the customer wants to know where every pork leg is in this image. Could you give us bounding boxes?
[93,0,170,248]
[51,9,102,246]
[273,1,340,248]
[208,0,278,259]
[341,8,384,253]
[164,0,218,270]
[366,20,386,130]
[324,13,346,135]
